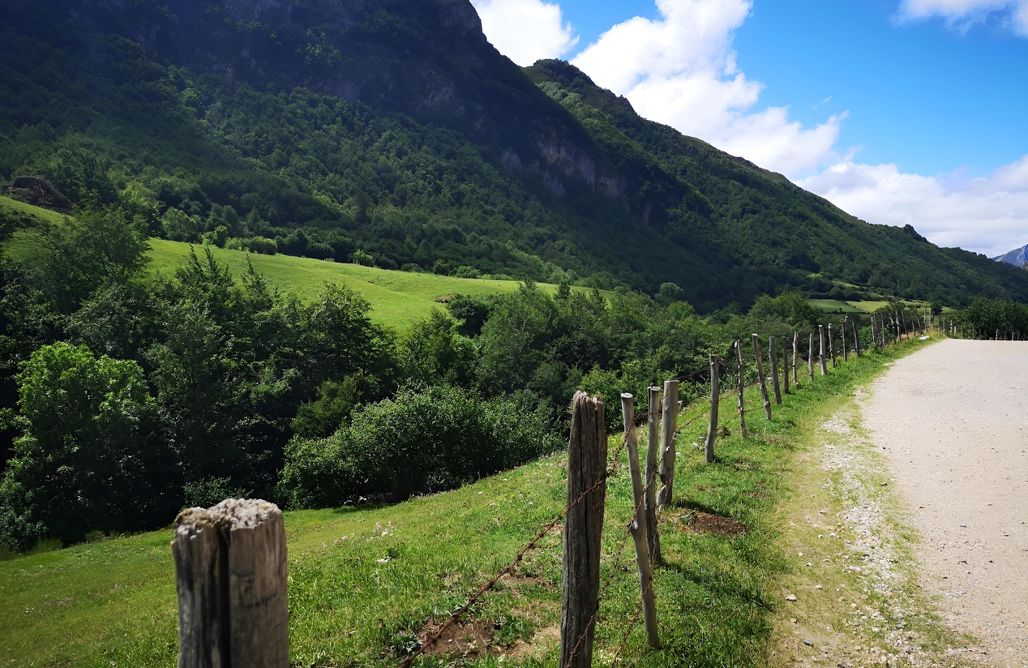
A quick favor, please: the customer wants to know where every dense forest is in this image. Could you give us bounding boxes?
[2,0,1027,310]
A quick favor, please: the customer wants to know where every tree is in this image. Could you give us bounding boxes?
[0,343,175,548]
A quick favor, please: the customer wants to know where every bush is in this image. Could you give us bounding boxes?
[279,385,560,508]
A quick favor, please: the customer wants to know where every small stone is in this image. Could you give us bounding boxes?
[786,594,798,602]
[803,639,814,646]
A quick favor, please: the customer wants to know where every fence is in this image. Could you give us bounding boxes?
[170,309,931,667]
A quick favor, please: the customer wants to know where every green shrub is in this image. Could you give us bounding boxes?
[279,385,560,508]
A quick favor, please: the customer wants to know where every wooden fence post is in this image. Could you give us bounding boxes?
[704,355,720,464]
[734,341,747,439]
[828,324,837,367]
[645,386,662,564]
[752,334,772,420]
[818,325,828,376]
[792,331,799,386]
[620,395,660,649]
[768,335,782,405]
[841,317,849,361]
[560,392,607,668]
[782,338,790,394]
[807,332,815,381]
[657,380,679,508]
[173,498,289,668]
[851,317,861,357]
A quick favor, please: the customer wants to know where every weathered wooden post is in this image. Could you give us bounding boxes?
[560,392,607,668]
[657,380,680,508]
[841,317,849,361]
[645,386,662,564]
[173,498,289,668]
[851,317,861,357]
[752,334,772,419]
[782,338,790,394]
[704,355,720,464]
[807,332,815,381]
[818,325,828,376]
[768,335,782,405]
[792,331,800,386]
[734,341,747,439]
[828,323,837,367]
[620,395,660,649]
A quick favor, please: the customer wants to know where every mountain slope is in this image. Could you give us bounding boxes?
[993,244,1027,268]
[2,0,1027,308]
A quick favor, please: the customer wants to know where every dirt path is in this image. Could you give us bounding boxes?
[861,339,1028,667]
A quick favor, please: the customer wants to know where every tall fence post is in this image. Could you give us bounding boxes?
[851,317,861,357]
[807,332,815,381]
[752,334,772,420]
[173,498,289,668]
[841,317,849,361]
[768,335,782,405]
[645,386,662,565]
[620,395,660,649]
[560,392,607,668]
[734,341,747,439]
[792,331,799,386]
[818,325,828,376]
[657,380,680,508]
[828,323,837,367]
[704,355,720,464]
[781,338,790,394]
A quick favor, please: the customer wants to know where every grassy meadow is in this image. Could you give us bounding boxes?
[0,334,933,666]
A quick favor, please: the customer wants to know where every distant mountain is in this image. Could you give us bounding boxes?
[993,244,1027,268]
[2,0,1028,308]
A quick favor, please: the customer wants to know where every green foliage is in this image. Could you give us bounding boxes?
[957,297,1028,338]
[279,385,560,507]
[0,343,174,549]
[399,311,476,388]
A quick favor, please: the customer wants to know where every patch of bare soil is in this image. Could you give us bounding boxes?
[418,619,495,660]
[685,510,748,536]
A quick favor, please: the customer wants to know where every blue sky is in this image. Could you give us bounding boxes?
[471,0,1028,256]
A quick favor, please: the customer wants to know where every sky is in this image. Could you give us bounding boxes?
[469,0,1028,257]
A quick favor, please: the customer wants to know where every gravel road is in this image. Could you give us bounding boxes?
[861,339,1028,667]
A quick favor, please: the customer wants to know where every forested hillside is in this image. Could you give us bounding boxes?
[2,0,1027,308]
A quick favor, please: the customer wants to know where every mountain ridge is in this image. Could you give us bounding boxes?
[993,243,1027,268]
[2,0,1027,307]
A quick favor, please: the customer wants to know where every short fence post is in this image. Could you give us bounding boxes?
[734,341,747,439]
[560,392,607,668]
[818,325,828,376]
[620,395,660,649]
[704,355,720,464]
[841,317,849,361]
[645,386,662,564]
[752,334,772,420]
[173,499,289,668]
[782,338,790,394]
[657,380,680,508]
[768,335,782,405]
[807,332,815,381]
[792,331,799,386]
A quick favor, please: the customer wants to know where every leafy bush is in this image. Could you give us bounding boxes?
[279,385,560,508]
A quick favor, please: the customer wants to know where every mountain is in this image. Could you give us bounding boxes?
[993,244,1027,268]
[2,0,1027,308]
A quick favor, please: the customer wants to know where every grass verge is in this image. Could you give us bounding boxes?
[0,337,939,667]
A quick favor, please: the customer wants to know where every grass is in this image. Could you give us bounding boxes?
[0,196,579,330]
[808,299,923,315]
[0,337,933,667]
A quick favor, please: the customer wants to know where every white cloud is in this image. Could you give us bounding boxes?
[570,0,844,177]
[898,0,1028,35]
[799,155,1028,256]
[471,0,578,66]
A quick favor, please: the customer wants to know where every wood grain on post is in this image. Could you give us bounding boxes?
[704,356,720,464]
[173,499,289,668]
[560,392,607,668]
[752,334,772,420]
[734,341,747,439]
[768,335,782,405]
[657,380,680,508]
[851,317,861,357]
[807,332,815,381]
[818,325,828,376]
[792,331,800,386]
[620,395,660,649]
[828,324,837,367]
[645,386,662,564]
[782,338,790,394]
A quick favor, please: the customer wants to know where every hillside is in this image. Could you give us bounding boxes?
[2,0,1027,309]
[993,243,1027,268]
